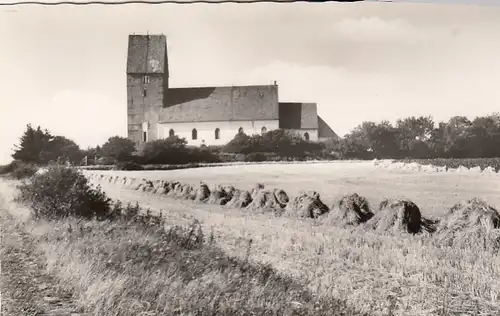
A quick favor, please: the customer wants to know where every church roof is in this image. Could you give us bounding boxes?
[318,116,340,139]
[127,34,167,74]
[159,85,279,123]
[278,102,319,129]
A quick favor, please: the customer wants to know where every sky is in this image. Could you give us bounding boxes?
[1,1,500,164]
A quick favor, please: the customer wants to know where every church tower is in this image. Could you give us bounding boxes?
[126,34,169,145]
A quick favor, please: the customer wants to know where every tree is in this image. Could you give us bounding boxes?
[396,116,435,158]
[100,136,136,162]
[442,116,473,157]
[141,136,189,164]
[46,136,83,164]
[367,121,401,158]
[222,132,255,154]
[12,124,55,164]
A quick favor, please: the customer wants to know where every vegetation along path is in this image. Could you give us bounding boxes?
[0,193,84,316]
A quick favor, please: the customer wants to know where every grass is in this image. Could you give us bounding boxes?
[0,178,367,316]
[84,160,500,218]
[83,161,500,315]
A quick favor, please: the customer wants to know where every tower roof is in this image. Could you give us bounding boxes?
[127,34,168,74]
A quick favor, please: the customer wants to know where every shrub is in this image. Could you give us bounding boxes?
[16,165,112,220]
[115,161,143,171]
[101,136,136,162]
[0,160,38,179]
[185,146,221,163]
[245,152,268,162]
[10,163,39,179]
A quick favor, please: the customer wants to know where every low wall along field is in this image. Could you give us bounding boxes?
[81,160,500,315]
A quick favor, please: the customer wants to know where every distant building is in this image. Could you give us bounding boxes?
[126,34,337,147]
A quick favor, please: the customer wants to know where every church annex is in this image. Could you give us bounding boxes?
[126,34,337,147]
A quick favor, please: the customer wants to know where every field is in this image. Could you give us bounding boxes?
[85,160,500,218]
[80,160,500,315]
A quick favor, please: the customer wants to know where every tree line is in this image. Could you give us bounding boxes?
[6,113,500,168]
[324,114,500,159]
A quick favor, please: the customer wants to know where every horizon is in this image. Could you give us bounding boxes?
[2,1,500,163]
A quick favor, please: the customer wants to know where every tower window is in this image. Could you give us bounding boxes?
[143,76,150,84]
[143,131,147,142]
[215,128,220,140]
[304,132,310,141]
[143,89,147,97]
[169,129,175,137]
[192,128,198,140]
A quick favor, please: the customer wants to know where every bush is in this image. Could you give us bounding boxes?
[0,160,38,179]
[16,165,112,220]
[141,137,220,165]
[115,161,143,171]
[245,152,268,162]
[10,164,39,179]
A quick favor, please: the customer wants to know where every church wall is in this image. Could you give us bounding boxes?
[127,74,165,144]
[158,119,280,146]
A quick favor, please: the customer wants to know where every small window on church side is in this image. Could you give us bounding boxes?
[261,127,267,134]
[192,129,198,140]
[304,132,310,141]
[143,131,147,142]
[169,129,175,137]
[143,76,150,84]
[238,127,244,134]
[215,128,220,140]
[143,89,147,97]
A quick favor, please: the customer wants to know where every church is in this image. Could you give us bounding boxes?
[126,34,337,147]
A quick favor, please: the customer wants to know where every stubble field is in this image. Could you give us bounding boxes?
[82,161,500,315]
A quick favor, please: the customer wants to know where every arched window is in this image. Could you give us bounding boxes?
[238,127,244,134]
[304,132,310,141]
[169,129,175,137]
[215,128,220,140]
[192,128,198,140]
[261,127,267,134]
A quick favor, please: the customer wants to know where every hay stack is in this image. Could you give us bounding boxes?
[436,198,500,249]
[274,188,289,208]
[194,182,211,202]
[169,183,194,199]
[246,189,285,215]
[327,193,373,226]
[181,184,197,200]
[207,185,232,205]
[134,179,148,191]
[364,198,436,234]
[223,185,236,199]
[142,180,155,192]
[226,189,253,208]
[285,191,329,219]
[251,183,265,200]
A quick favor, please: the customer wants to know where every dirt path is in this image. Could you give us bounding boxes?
[0,201,83,316]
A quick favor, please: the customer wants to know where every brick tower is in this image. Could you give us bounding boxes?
[126,34,169,146]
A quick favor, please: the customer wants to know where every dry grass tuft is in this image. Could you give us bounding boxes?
[364,198,436,234]
[326,193,373,226]
[435,198,500,250]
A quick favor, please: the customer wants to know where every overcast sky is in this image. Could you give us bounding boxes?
[1,1,500,164]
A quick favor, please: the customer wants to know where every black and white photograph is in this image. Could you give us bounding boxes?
[1,0,500,315]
